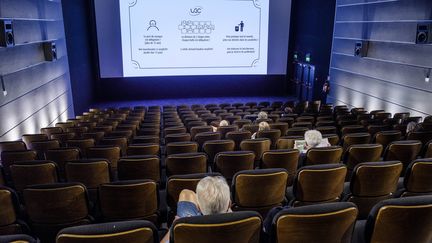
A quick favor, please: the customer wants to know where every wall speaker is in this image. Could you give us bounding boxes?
[354,41,369,57]
[43,41,57,61]
[0,20,15,47]
[416,24,431,44]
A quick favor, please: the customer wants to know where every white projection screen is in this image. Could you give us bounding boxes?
[94,0,292,78]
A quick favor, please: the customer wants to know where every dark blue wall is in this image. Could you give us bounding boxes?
[288,0,336,99]
[62,0,96,114]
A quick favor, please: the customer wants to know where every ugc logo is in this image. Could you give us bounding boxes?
[189,6,203,16]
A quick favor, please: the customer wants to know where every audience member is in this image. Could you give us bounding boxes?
[304,130,330,150]
[406,121,418,134]
[254,111,269,124]
[160,176,232,243]
[212,120,229,132]
[252,121,270,139]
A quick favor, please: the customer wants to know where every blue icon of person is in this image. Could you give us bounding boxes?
[147,20,159,31]
[239,21,244,32]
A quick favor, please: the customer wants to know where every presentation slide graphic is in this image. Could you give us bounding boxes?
[120,0,269,77]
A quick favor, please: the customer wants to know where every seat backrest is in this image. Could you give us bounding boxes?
[10,161,58,192]
[384,140,422,172]
[341,125,366,135]
[56,220,159,243]
[261,149,299,185]
[0,234,38,243]
[242,124,260,135]
[23,183,89,224]
[171,211,261,243]
[276,136,303,150]
[194,132,222,149]
[166,142,198,155]
[118,155,160,182]
[347,161,403,218]
[269,123,289,136]
[342,133,371,152]
[65,160,110,189]
[21,134,48,149]
[45,148,80,179]
[273,202,358,243]
[365,196,432,243]
[240,138,271,161]
[126,143,160,156]
[100,137,128,155]
[305,146,343,166]
[99,180,159,222]
[214,151,255,181]
[66,138,95,157]
[373,130,402,151]
[286,127,309,136]
[0,141,27,155]
[293,164,347,205]
[226,131,252,150]
[190,126,213,139]
[232,169,288,209]
[217,125,239,139]
[257,129,281,149]
[133,136,159,144]
[30,140,60,159]
[0,186,20,231]
[202,140,235,165]
[164,126,187,136]
[407,131,432,145]
[165,133,191,144]
[166,153,207,176]
[0,150,38,177]
[402,159,432,196]
[87,146,121,171]
[344,144,383,172]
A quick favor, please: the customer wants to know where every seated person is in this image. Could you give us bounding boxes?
[304,130,330,150]
[160,176,232,243]
[281,106,293,117]
[406,121,418,134]
[254,111,269,124]
[212,120,229,132]
[251,121,270,139]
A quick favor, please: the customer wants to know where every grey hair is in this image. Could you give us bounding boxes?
[258,121,270,131]
[406,121,417,133]
[257,111,268,120]
[304,130,323,148]
[196,176,231,215]
[219,120,229,127]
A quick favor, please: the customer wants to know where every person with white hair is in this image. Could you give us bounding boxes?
[254,111,269,124]
[304,130,330,149]
[212,120,229,132]
[160,176,232,243]
[251,121,270,139]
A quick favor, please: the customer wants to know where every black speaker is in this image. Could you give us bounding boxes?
[416,24,431,44]
[0,20,15,47]
[354,41,368,57]
[43,41,57,61]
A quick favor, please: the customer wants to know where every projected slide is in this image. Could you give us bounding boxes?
[120,0,269,77]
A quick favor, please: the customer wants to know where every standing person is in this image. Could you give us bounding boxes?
[321,78,331,104]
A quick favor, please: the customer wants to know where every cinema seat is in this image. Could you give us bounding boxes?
[343,144,383,179]
[0,150,37,179]
[66,139,95,157]
[30,140,60,160]
[202,140,235,165]
[341,133,371,153]
[398,159,432,197]
[98,180,159,224]
[241,124,259,135]
[232,169,288,217]
[341,125,366,136]
[213,151,255,183]
[55,122,75,131]
[87,146,121,174]
[0,141,27,156]
[286,127,308,136]
[127,143,160,156]
[233,119,252,128]
[40,127,63,137]
[287,164,347,206]
[189,126,212,139]
[23,183,91,243]
[21,134,48,149]
[323,134,340,145]
[137,128,160,137]
[316,126,337,135]
[304,146,343,166]
[166,153,208,177]
[132,135,160,144]
[372,130,402,152]
[194,132,221,150]
[424,140,432,158]
[166,173,222,222]
[217,125,238,139]
[65,159,111,203]
[66,127,88,139]
[10,161,59,194]
[407,131,432,145]
[240,138,271,163]
[383,140,422,174]
[261,149,299,186]
[0,234,38,243]
[45,148,80,180]
[56,220,159,243]
[343,161,402,219]
[166,142,198,155]
[0,187,28,235]
[257,129,281,149]
[276,136,302,149]
[271,202,358,243]
[352,196,432,243]
[164,126,187,136]
[226,131,252,150]
[118,156,160,183]
[171,211,261,243]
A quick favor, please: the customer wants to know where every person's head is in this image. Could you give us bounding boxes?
[406,121,417,133]
[149,20,156,26]
[258,111,268,120]
[219,120,229,127]
[284,107,293,114]
[258,121,270,132]
[304,130,323,148]
[196,176,231,215]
